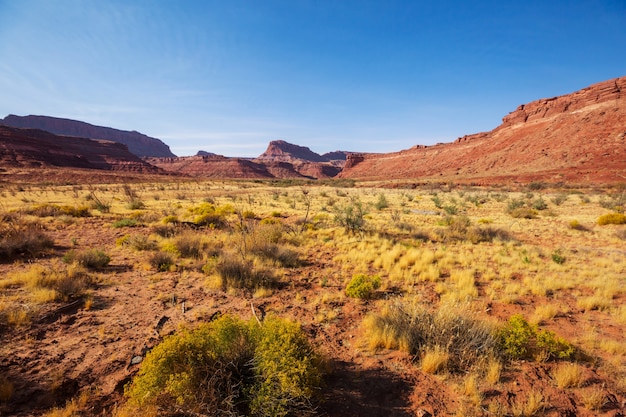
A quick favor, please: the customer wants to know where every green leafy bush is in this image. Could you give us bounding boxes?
[551,249,566,264]
[345,274,381,299]
[112,218,139,228]
[497,314,574,361]
[124,315,321,417]
[597,212,626,225]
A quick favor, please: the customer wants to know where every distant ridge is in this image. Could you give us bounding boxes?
[0,125,162,173]
[257,140,329,163]
[340,76,626,184]
[0,114,176,158]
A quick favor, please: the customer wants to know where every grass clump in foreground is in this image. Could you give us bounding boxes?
[364,301,500,373]
[121,315,322,417]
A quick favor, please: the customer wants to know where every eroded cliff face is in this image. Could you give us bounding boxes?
[1,114,176,158]
[0,125,162,172]
[501,77,624,127]
[340,76,626,184]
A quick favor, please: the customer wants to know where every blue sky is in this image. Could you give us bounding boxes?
[1,1,625,157]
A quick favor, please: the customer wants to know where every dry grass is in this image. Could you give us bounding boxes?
[421,346,449,374]
[511,390,544,416]
[552,362,584,388]
[2,181,626,416]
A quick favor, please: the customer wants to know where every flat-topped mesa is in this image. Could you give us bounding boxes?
[501,76,625,127]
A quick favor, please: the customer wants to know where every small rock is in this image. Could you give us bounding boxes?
[130,355,143,365]
[416,409,432,417]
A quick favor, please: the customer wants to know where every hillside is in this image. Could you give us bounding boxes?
[149,141,344,179]
[340,76,626,184]
[1,114,175,158]
[0,125,162,174]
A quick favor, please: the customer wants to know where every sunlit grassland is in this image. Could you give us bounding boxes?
[1,179,625,413]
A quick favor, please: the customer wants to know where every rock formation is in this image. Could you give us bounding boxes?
[0,125,162,173]
[340,76,626,184]
[0,114,176,158]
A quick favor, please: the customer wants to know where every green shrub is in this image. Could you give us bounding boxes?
[124,315,321,417]
[532,198,548,211]
[507,199,526,212]
[375,193,389,210]
[551,194,568,206]
[112,218,139,228]
[334,198,367,234]
[551,249,566,264]
[443,205,458,215]
[345,274,381,299]
[497,314,574,361]
[597,212,626,225]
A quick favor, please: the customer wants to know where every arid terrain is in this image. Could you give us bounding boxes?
[0,76,625,417]
[0,179,625,416]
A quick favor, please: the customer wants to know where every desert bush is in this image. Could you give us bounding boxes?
[188,202,231,229]
[112,218,139,228]
[123,315,321,417]
[597,212,626,225]
[150,223,179,238]
[507,199,526,212]
[497,314,574,361]
[216,255,276,291]
[375,193,388,210]
[24,204,90,218]
[171,232,205,258]
[0,216,54,260]
[509,207,538,219]
[148,251,174,272]
[551,194,568,206]
[532,198,548,211]
[1,262,91,302]
[122,184,145,210]
[345,274,381,299]
[437,216,511,243]
[568,219,588,231]
[246,224,300,267]
[117,234,157,251]
[551,249,566,264]
[63,249,110,269]
[334,198,367,234]
[364,301,499,373]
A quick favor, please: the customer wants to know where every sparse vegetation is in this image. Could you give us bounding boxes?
[1,180,625,416]
[345,273,381,299]
[122,314,321,417]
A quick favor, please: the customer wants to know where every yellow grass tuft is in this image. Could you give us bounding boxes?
[421,346,449,374]
[552,362,584,388]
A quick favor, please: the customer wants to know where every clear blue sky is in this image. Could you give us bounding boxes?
[1,1,625,157]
